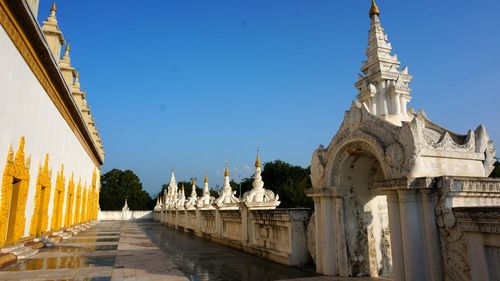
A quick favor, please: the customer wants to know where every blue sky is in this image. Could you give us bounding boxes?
[38,0,500,195]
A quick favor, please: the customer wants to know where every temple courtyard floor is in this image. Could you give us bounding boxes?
[0,221,392,280]
[0,221,319,281]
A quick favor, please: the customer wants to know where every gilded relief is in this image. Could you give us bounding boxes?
[0,137,31,246]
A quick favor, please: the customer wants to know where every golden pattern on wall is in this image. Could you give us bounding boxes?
[64,174,74,227]
[80,184,87,223]
[0,136,31,246]
[29,154,52,237]
[51,165,65,231]
[91,169,100,221]
[74,180,81,225]
[87,170,95,222]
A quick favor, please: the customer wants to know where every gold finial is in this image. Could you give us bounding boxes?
[181,183,184,190]
[66,44,70,53]
[369,0,380,17]
[191,177,196,186]
[75,70,79,78]
[204,173,208,184]
[224,161,230,177]
[255,146,261,167]
[51,2,57,12]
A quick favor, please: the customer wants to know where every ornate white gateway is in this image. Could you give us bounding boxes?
[307,1,499,280]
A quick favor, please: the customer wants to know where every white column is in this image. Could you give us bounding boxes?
[313,197,323,273]
[394,94,401,115]
[398,190,429,281]
[420,190,443,281]
[321,196,337,275]
[335,197,349,276]
[370,98,377,115]
[387,192,405,281]
[400,96,408,115]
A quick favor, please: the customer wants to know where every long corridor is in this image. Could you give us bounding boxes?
[0,221,316,281]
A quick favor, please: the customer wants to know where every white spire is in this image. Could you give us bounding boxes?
[242,148,280,209]
[354,0,413,125]
[215,162,240,209]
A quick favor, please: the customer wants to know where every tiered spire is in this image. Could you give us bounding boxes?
[242,148,280,209]
[41,4,105,160]
[41,2,65,60]
[215,162,240,209]
[355,0,413,125]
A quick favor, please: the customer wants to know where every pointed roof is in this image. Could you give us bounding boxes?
[354,0,413,124]
[255,146,261,167]
[224,162,230,177]
[369,0,379,17]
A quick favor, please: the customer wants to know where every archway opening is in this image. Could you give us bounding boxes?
[338,150,392,277]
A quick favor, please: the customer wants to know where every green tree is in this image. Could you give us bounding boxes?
[260,160,313,208]
[490,160,500,178]
[100,169,153,210]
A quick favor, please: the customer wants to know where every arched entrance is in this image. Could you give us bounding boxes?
[334,147,392,277]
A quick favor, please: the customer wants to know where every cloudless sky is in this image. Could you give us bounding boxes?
[38,0,500,196]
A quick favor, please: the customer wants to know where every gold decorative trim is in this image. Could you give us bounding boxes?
[80,184,87,223]
[0,137,31,246]
[51,164,65,231]
[64,173,74,227]
[74,179,81,225]
[0,2,102,166]
[29,154,52,237]
[86,169,96,221]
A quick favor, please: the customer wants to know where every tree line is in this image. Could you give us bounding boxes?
[99,160,500,210]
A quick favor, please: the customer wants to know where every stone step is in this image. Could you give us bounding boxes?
[61,232,72,239]
[10,246,33,256]
[0,244,22,254]
[16,248,38,260]
[0,253,16,268]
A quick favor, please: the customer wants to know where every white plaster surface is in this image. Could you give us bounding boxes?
[0,25,99,237]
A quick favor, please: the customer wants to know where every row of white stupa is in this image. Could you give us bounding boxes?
[153,152,280,211]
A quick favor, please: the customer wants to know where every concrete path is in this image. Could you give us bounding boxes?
[0,221,187,281]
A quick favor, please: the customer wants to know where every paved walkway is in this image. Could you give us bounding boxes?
[0,221,187,281]
[0,221,392,281]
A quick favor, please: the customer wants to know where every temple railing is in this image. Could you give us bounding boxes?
[153,203,312,266]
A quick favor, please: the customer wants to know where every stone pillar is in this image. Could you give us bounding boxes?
[175,210,179,229]
[393,94,401,115]
[195,208,201,235]
[240,203,249,244]
[320,196,337,275]
[398,190,429,281]
[387,192,405,281]
[215,207,222,237]
[313,197,323,273]
[420,189,443,281]
[335,197,349,277]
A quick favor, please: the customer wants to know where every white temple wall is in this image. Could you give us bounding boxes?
[0,25,99,238]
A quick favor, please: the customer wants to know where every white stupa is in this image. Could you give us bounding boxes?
[242,149,280,210]
[197,174,215,209]
[215,162,240,210]
[185,178,198,210]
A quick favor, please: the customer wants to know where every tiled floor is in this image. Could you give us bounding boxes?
[0,221,319,281]
[0,221,187,281]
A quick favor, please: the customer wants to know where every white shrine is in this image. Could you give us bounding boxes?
[242,149,280,210]
[215,163,240,210]
[197,174,215,209]
[185,179,199,210]
[307,1,500,280]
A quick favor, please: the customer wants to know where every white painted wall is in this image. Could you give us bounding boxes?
[0,25,100,237]
[98,211,153,221]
